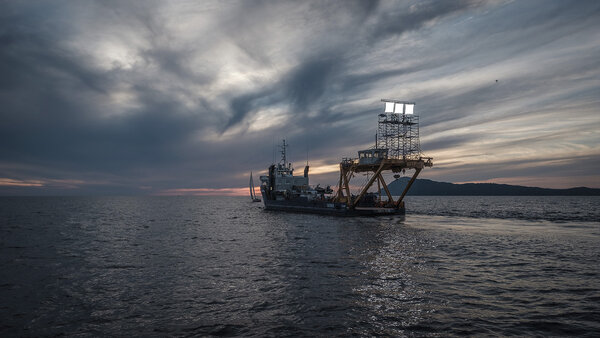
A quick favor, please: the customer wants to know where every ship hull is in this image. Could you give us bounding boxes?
[262,198,405,217]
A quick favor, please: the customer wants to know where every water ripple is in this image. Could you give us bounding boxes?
[0,196,598,336]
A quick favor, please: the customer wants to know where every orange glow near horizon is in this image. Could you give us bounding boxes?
[308,163,340,175]
[0,178,44,187]
[157,187,251,196]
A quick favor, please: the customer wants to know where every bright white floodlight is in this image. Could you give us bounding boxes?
[384,102,395,113]
[394,103,404,114]
[382,99,415,115]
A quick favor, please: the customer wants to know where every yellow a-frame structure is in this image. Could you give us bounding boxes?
[334,154,432,210]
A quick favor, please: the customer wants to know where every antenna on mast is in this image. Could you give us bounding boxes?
[306,143,309,166]
[279,139,288,167]
[304,141,310,178]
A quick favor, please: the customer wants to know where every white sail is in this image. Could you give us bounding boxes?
[249,171,260,201]
[249,172,255,199]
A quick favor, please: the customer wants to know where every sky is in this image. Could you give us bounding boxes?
[1,0,599,196]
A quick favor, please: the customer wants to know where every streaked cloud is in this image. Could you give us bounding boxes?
[0,178,44,187]
[0,0,599,195]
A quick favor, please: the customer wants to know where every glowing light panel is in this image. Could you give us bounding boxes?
[405,104,414,114]
[394,103,404,114]
[384,102,395,113]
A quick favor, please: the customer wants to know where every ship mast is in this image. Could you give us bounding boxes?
[279,139,288,168]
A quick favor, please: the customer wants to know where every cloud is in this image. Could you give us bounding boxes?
[0,0,599,195]
[371,0,484,38]
[0,178,44,187]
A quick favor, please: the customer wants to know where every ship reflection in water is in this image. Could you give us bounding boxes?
[1,195,598,336]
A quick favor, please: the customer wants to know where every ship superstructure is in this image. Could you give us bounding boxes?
[260,140,333,205]
[259,99,432,216]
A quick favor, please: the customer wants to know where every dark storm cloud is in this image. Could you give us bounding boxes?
[0,2,218,193]
[371,0,481,38]
[220,0,485,132]
[284,56,340,113]
[1,0,599,194]
[224,88,276,131]
[0,27,105,95]
[224,55,340,130]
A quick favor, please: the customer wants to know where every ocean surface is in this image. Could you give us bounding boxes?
[1,195,599,336]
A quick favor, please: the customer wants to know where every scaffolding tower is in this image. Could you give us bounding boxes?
[377,99,421,159]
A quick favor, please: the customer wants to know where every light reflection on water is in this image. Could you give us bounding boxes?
[0,196,598,336]
[351,218,433,336]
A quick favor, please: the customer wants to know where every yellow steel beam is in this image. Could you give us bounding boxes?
[395,168,421,207]
[377,173,394,205]
[377,176,381,203]
[351,160,386,209]
[343,168,352,206]
[335,164,344,202]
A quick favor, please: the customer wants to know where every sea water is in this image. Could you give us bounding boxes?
[1,196,599,336]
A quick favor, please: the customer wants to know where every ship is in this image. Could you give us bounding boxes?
[259,99,433,216]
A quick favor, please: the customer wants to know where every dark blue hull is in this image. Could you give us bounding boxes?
[262,197,405,217]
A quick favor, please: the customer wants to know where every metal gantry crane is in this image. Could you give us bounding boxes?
[334,99,433,210]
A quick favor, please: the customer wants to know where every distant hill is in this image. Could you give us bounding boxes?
[386,177,600,196]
